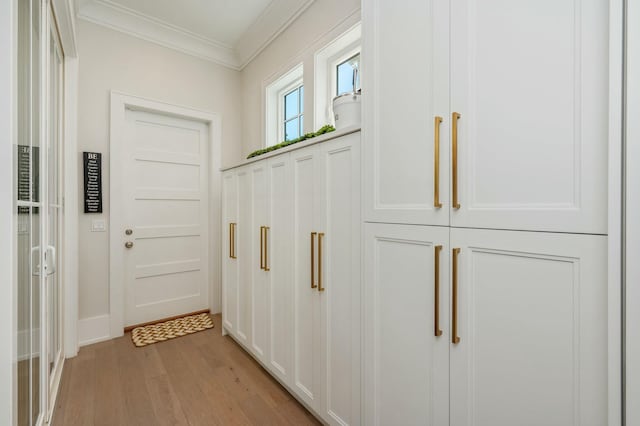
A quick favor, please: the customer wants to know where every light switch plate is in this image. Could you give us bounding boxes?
[91,219,106,232]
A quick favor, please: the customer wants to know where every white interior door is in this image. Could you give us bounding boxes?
[123,109,209,327]
[449,0,609,234]
[449,227,607,426]
[364,223,450,426]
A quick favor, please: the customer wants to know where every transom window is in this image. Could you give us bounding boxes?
[283,85,304,141]
[336,53,360,96]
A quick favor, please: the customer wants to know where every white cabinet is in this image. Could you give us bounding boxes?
[222,171,238,333]
[265,155,294,384]
[363,0,609,234]
[236,167,252,346]
[364,223,450,426]
[363,225,608,426]
[449,228,607,426]
[363,0,450,227]
[222,132,361,425]
[290,132,362,425]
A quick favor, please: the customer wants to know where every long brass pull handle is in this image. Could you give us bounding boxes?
[452,248,461,344]
[264,227,270,272]
[434,116,443,208]
[452,112,461,209]
[231,223,237,259]
[260,226,265,269]
[311,232,317,288]
[434,245,443,337]
[317,233,325,292]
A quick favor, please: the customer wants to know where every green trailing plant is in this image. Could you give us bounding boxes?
[247,125,336,159]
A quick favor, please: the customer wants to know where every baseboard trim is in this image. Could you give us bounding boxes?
[78,314,111,346]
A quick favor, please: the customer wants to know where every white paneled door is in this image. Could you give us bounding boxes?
[122,109,209,327]
[449,0,608,233]
[449,228,607,426]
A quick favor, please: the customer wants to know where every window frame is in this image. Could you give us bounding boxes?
[279,80,304,142]
[264,63,304,148]
[335,52,361,96]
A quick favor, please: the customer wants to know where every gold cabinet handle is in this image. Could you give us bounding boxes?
[264,226,270,272]
[434,116,443,208]
[452,112,461,209]
[317,233,325,292]
[452,248,461,344]
[260,226,265,269]
[311,232,317,289]
[229,223,237,259]
[434,245,443,337]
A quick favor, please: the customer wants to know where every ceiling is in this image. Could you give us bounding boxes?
[76,0,316,69]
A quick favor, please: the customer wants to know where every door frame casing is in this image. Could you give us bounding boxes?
[109,92,222,338]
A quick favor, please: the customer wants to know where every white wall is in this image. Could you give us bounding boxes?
[240,0,360,158]
[76,20,243,324]
[0,0,16,423]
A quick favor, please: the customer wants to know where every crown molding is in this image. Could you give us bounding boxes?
[235,0,316,69]
[76,0,316,70]
[77,0,240,69]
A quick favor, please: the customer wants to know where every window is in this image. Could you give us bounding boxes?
[265,63,304,147]
[283,85,304,140]
[314,23,361,127]
[336,53,360,96]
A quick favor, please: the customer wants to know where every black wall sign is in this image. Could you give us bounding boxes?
[83,152,103,213]
[17,145,39,214]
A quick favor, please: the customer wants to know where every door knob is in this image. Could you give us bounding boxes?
[125,229,133,235]
[125,241,134,249]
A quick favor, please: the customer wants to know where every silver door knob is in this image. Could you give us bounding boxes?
[125,229,133,235]
[125,241,134,249]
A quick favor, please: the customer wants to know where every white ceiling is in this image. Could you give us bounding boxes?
[76,0,315,69]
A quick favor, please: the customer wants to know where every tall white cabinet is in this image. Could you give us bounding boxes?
[222,131,361,426]
[362,0,610,424]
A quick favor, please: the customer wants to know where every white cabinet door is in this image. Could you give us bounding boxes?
[317,133,361,426]
[222,171,238,333]
[266,155,294,385]
[235,167,252,345]
[291,145,323,410]
[449,0,608,233]
[250,160,269,363]
[363,0,450,226]
[364,222,450,426]
[449,228,607,426]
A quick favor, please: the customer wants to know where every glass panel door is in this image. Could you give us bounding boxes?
[16,1,43,425]
[47,7,64,402]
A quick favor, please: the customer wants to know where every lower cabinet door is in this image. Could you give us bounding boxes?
[266,155,293,384]
[235,167,252,345]
[364,222,450,426]
[250,161,269,363]
[222,171,238,333]
[449,227,607,426]
[318,133,361,426]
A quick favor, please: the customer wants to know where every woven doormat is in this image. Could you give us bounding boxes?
[131,313,214,347]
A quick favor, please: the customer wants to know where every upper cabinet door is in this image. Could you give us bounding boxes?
[363,0,450,226]
[450,0,608,233]
[449,227,607,426]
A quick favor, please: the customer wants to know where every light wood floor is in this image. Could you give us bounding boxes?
[52,314,320,426]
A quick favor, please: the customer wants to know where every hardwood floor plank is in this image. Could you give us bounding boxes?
[52,315,317,426]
